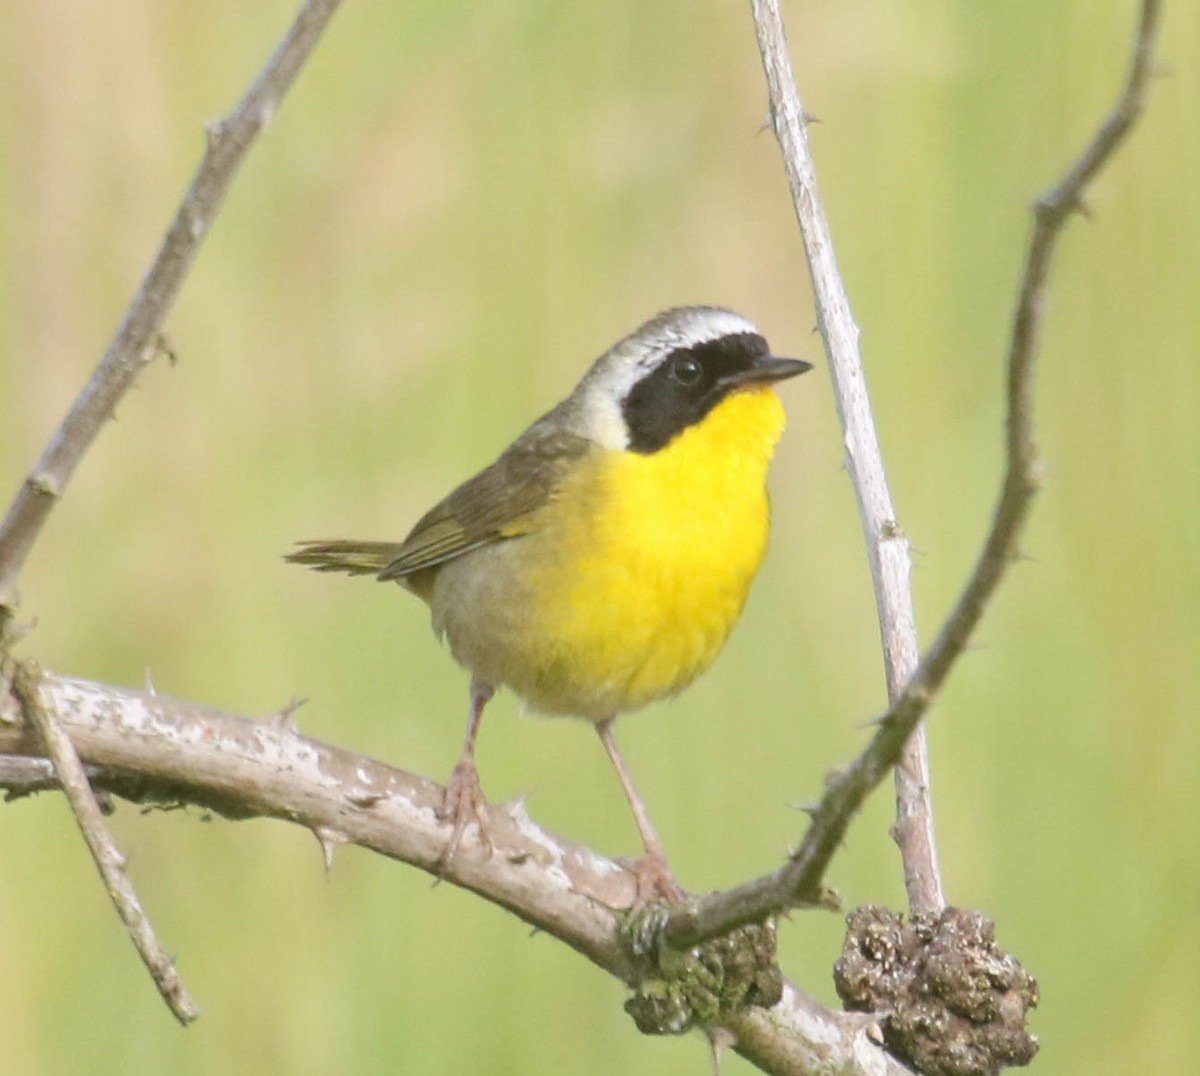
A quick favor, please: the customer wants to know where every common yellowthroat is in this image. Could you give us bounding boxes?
[288,306,810,901]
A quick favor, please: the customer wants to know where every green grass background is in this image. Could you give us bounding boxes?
[1,2,1196,1073]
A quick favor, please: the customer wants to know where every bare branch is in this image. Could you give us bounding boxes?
[904,0,1163,744]
[0,0,344,626]
[0,667,908,1075]
[749,0,944,915]
[0,670,635,973]
[662,0,1163,950]
[10,661,199,1024]
[724,985,905,1076]
[0,0,343,1027]
[0,2,1160,1069]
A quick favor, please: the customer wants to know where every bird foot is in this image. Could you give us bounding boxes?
[623,848,684,909]
[436,758,492,870]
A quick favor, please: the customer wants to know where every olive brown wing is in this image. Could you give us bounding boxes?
[286,422,594,582]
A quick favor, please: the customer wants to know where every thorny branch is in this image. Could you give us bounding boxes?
[749,0,943,918]
[10,662,200,1024]
[0,0,1162,1071]
[660,0,1163,951]
[0,669,910,1076]
[0,0,344,1026]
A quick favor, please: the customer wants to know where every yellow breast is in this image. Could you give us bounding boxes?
[511,385,787,719]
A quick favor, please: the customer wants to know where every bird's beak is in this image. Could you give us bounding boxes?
[720,355,813,389]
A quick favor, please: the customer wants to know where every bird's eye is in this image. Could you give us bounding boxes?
[671,353,702,387]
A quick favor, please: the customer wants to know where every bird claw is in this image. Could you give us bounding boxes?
[623,848,684,909]
[436,758,492,872]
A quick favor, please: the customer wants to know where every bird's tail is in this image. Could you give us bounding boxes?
[285,540,405,578]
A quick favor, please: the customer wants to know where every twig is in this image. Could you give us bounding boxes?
[749,0,943,915]
[0,667,910,1075]
[909,0,1162,710]
[660,0,1162,950]
[0,0,344,1027]
[0,754,109,801]
[0,0,344,627]
[11,662,199,1024]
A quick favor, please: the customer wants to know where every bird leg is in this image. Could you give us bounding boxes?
[596,718,683,906]
[438,677,494,868]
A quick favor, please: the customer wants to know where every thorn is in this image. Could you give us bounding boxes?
[204,118,227,151]
[801,109,822,127]
[757,110,772,135]
[311,825,346,876]
[823,769,846,794]
[95,788,115,816]
[707,1026,737,1073]
[28,473,59,498]
[789,801,819,817]
[154,332,177,366]
[273,696,307,734]
[142,332,176,366]
[2,618,36,647]
[816,885,841,912]
[503,790,534,822]
[343,788,384,809]
[144,669,157,696]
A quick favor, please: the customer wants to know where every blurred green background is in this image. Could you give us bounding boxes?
[1,1,1196,1073]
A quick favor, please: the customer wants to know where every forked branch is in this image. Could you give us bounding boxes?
[0,0,344,1026]
[661,0,1163,950]
[0,1,1162,1071]
[10,662,200,1024]
[0,667,910,1075]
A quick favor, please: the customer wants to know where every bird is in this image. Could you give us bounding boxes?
[287,306,811,904]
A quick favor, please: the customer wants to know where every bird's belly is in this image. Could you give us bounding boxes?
[434,390,782,720]
[532,536,761,719]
